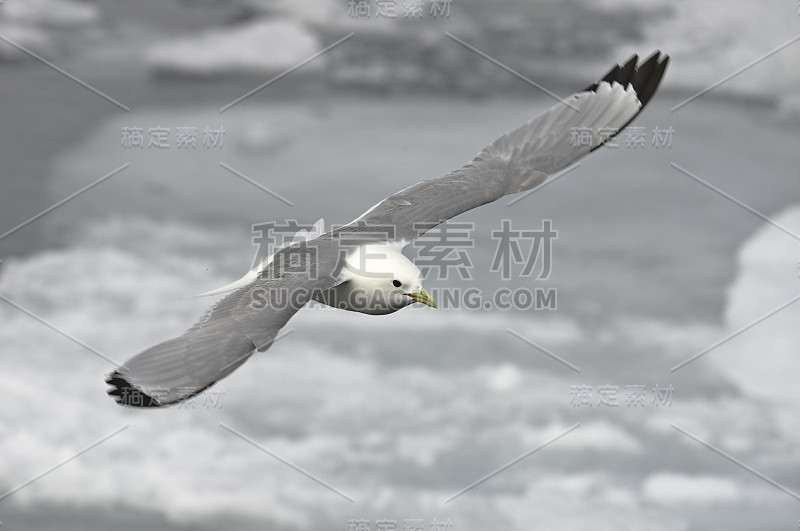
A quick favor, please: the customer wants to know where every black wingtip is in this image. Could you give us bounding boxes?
[584,51,670,152]
[584,50,670,109]
[105,371,163,408]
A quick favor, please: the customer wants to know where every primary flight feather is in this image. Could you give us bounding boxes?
[107,51,669,407]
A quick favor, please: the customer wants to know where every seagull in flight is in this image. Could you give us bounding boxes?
[107,52,669,407]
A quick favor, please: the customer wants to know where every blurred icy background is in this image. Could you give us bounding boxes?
[1,0,799,529]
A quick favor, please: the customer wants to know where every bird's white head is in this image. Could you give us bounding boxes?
[324,243,437,315]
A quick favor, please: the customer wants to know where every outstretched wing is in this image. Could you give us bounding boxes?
[341,51,669,245]
[106,240,343,407]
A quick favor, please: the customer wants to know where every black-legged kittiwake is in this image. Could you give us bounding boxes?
[107,52,670,407]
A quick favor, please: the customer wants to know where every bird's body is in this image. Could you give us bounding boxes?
[107,52,670,407]
[312,242,432,315]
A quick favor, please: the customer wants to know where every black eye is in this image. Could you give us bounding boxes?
[392,280,402,288]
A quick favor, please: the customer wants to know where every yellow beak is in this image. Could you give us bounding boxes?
[408,288,437,309]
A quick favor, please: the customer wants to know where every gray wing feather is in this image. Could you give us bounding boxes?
[343,52,669,244]
[106,240,343,407]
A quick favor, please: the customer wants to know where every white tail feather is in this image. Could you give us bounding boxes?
[194,219,325,298]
